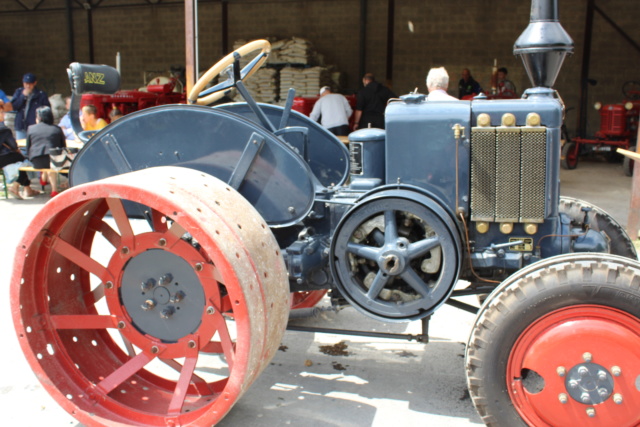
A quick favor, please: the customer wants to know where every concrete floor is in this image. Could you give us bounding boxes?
[0,158,634,427]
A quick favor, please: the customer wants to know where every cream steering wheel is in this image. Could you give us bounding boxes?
[188,39,271,105]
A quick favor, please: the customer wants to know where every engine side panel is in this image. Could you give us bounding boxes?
[384,100,472,215]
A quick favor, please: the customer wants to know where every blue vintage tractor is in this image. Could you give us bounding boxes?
[10,1,640,426]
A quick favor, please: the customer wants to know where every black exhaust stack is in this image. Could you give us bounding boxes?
[514,0,573,88]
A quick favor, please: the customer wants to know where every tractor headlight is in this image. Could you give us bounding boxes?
[625,102,633,111]
[594,102,602,110]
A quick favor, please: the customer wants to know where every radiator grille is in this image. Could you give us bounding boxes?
[520,129,547,222]
[470,129,496,221]
[470,125,547,223]
[495,128,521,222]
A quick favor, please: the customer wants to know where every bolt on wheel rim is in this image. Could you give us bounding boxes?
[507,305,640,426]
[11,167,289,426]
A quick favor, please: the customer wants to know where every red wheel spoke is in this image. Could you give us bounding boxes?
[202,342,224,354]
[161,358,213,396]
[87,283,105,305]
[219,295,233,313]
[89,216,122,248]
[162,221,187,248]
[120,334,136,357]
[106,198,134,240]
[150,208,169,233]
[52,237,110,280]
[97,351,154,395]
[202,341,237,355]
[212,312,235,370]
[51,314,116,329]
[168,355,199,414]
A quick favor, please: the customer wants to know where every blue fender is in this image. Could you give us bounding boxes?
[69,104,317,227]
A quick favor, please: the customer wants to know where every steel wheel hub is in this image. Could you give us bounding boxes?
[565,362,614,405]
[120,248,206,343]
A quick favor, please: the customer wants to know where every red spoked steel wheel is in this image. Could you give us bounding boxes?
[508,305,640,427]
[11,166,290,426]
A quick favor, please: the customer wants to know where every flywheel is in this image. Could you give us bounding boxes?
[330,191,461,322]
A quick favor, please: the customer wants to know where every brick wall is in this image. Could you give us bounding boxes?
[0,0,638,137]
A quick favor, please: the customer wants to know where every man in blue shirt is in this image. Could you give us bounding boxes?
[12,73,50,139]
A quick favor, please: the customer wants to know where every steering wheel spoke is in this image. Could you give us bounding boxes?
[188,40,271,105]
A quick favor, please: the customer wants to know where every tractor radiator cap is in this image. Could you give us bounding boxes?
[348,127,386,143]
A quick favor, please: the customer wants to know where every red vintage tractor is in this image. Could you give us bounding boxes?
[81,76,186,123]
[562,80,640,174]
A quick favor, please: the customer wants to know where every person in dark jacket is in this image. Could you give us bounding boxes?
[12,73,51,139]
[458,68,483,99]
[353,73,396,130]
[0,108,38,199]
[26,106,66,197]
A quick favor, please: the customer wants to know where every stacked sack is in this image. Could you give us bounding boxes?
[269,37,319,65]
[231,37,345,102]
[279,66,333,99]
[241,68,279,103]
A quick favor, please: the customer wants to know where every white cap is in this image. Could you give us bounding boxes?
[319,86,330,96]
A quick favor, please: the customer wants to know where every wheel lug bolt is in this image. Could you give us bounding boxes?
[578,366,589,376]
[568,379,579,389]
[141,278,156,292]
[194,263,203,272]
[586,407,596,418]
[613,393,623,404]
[170,291,186,303]
[611,366,621,376]
[582,352,592,362]
[580,393,591,404]
[117,321,126,329]
[158,273,173,286]
[142,299,156,310]
[121,246,130,255]
[597,370,607,381]
[105,281,114,289]
[206,306,215,315]
[151,346,159,354]
[188,340,196,349]
[598,388,608,397]
[556,366,566,377]
[160,305,176,319]
[158,238,167,247]
[558,393,568,404]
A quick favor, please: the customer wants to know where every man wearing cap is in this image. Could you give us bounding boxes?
[11,73,51,139]
[309,86,353,136]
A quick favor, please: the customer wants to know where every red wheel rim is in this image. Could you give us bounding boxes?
[11,167,289,426]
[290,290,328,309]
[507,305,640,426]
[566,144,578,167]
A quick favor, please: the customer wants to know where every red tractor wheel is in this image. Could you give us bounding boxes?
[290,290,328,310]
[466,253,640,427]
[11,167,290,427]
[561,141,578,170]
